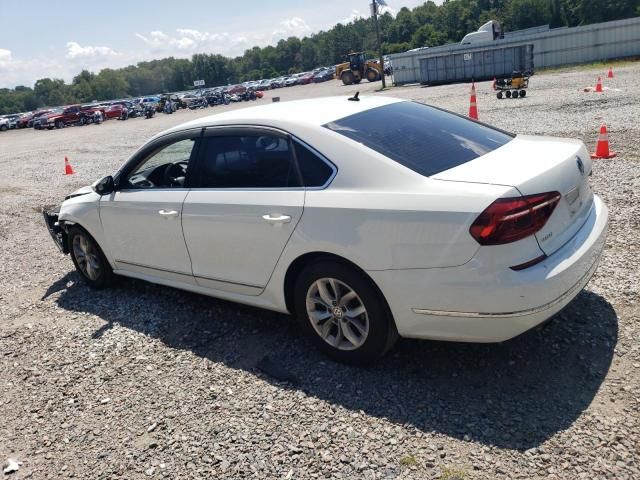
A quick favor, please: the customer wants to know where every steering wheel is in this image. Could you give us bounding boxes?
[162,161,188,187]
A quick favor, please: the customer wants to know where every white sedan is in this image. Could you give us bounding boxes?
[44,96,608,364]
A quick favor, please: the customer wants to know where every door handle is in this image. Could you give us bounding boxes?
[262,214,291,224]
[158,209,179,217]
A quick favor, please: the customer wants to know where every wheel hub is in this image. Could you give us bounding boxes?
[306,277,370,351]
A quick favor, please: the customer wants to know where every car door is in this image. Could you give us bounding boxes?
[99,129,201,285]
[181,127,305,295]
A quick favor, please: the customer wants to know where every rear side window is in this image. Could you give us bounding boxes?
[324,101,513,177]
[294,141,335,187]
[195,134,301,188]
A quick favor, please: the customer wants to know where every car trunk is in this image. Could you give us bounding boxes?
[432,135,594,256]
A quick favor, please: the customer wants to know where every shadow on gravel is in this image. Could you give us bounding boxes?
[52,272,618,451]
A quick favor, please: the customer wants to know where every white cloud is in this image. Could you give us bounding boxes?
[135,18,312,59]
[271,17,311,42]
[65,42,119,60]
[135,29,253,57]
[339,9,364,25]
[0,43,127,88]
[0,48,12,65]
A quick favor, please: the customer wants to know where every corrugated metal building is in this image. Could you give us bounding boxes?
[390,16,640,85]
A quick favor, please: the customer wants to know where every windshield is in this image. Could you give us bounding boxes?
[325,101,514,177]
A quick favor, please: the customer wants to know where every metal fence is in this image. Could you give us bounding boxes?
[390,16,640,85]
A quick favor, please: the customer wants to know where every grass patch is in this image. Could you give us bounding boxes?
[399,455,418,467]
[538,57,640,75]
[441,466,468,480]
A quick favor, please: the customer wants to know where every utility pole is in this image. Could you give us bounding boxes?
[371,0,387,88]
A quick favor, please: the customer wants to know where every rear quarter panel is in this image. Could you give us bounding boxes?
[295,182,516,271]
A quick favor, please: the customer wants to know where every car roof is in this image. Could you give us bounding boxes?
[162,95,404,136]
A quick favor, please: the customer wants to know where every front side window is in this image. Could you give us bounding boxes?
[124,138,197,189]
[194,134,300,188]
[325,101,513,177]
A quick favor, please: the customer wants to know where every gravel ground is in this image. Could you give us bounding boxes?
[1,63,639,479]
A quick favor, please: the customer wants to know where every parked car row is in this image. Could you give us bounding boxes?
[1,87,267,133]
[243,66,337,92]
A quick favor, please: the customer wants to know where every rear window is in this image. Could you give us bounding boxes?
[324,101,513,177]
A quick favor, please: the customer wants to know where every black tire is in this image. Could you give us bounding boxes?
[67,226,114,289]
[293,260,398,365]
[505,90,512,98]
[341,71,355,86]
[0,124,7,131]
[512,91,519,99]
[55,120,64,129]
[519,90,527,98]
[497,91,503,99]
[365,68,380,82]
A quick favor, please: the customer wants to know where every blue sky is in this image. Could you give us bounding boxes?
[0,0,431,88]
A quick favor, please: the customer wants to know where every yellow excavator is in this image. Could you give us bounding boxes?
[335,52,383,85]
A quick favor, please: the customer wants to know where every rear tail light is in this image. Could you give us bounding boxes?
[470,191,561,246]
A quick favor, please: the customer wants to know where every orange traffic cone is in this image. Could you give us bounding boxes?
[595,76,603,93]
[607,67,614,78]
[492,77,496,90]
[64,156,75,175]
[468,82,478,120]
[591,124,616,159]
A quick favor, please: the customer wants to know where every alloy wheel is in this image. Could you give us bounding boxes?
[306,277,369,351]
[72,233,101,281]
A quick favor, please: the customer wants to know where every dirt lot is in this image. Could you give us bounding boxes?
[1,64,639,479]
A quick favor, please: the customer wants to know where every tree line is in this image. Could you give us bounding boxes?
[1,0,638,114]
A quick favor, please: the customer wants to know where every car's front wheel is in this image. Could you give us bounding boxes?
[294,261,397,365]
[67,226,113,288]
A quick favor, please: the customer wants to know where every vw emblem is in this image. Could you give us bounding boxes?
[576,157,585,175]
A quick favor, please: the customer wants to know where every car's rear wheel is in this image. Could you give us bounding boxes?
[294,261,397,365]
[67,226,113,289]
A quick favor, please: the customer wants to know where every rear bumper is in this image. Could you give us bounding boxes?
[369,195,608,342]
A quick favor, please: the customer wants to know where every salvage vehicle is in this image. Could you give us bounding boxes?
[103,104,127,120]
[284,76,298,87]
[16,109,52,128]
[226,84,247,95]
[313,70,334,83]
[1,114,20,129]
[44,96,608,365]
[35,104,103,129]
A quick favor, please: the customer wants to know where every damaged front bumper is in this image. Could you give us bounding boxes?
[43,206,68,254]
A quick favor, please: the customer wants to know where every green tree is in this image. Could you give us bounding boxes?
[92,69,129,100]
[504,0,552,30]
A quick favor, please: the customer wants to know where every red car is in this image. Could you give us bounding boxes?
[16,110,52,128]
[298,72,315,85]
[34,105,104,129]
[103,104,126,119]
[227,84,247,95]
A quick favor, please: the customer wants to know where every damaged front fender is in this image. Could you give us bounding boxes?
[43,206,69,254]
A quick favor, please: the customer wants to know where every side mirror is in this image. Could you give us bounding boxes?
[93,175,115,195]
